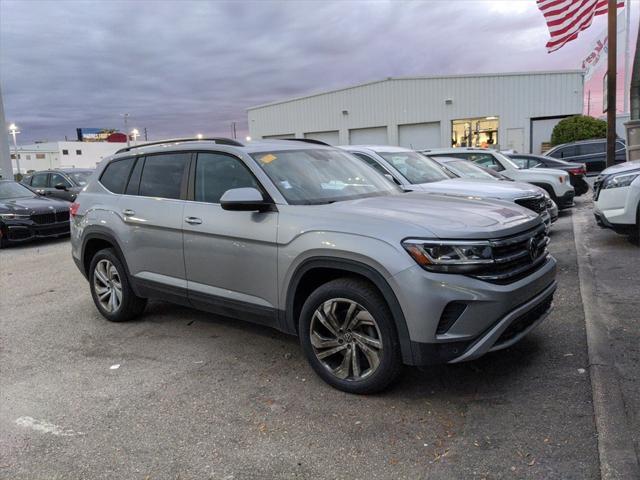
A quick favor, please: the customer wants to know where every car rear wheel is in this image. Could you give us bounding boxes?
[299,278,402,394]
[89,248,146,322]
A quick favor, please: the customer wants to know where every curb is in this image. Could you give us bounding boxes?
[572,204,640,480]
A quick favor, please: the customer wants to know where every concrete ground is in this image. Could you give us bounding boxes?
[572,196,640,462]
[0,208,611,479]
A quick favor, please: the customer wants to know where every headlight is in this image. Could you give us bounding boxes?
[402,239,493,273]
[602,171,640,189]
[0,213,30,220]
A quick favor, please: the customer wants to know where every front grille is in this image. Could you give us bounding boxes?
[56,210,70,222]
[470,224,549,285]
[515,195,547,214]
[496,292,554,344]
[30,212,56,225]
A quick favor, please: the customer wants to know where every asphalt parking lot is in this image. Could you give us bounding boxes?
[0,203,626,479]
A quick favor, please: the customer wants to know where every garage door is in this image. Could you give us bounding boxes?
[531,117,570,154]
[349,126,388,145]
[262,133,295,139]
[304,130,339,145]
[398,122,440,150]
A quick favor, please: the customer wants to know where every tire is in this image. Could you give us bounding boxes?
[298,278,402,394]
[630,205,640,246]
[88,248,147,322]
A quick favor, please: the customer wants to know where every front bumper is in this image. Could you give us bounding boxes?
[555,189,575,209]
[390,255,557,366]
[1,220,70,244]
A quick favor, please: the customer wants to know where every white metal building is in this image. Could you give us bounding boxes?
[248,71,584,154]
[11,141,124,173]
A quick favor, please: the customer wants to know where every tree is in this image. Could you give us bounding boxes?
[550,115,608,145]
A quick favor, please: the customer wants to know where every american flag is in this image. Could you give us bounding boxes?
[537,0,624,52]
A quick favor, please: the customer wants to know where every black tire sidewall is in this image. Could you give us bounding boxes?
[299,278,402,394]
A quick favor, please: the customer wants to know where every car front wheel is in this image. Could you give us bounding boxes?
[299,278,402,394]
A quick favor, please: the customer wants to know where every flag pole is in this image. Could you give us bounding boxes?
[606,0,618,168]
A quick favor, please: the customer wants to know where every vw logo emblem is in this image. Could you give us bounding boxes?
[528,237,539,261]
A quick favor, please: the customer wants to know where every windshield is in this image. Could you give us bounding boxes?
[377,151,451,184]
[0,182,35,199]
[68,171,93,186]
[443,160,497,179]
[250,149,400,205]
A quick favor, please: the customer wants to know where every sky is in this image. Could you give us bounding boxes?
[1,0,638,143]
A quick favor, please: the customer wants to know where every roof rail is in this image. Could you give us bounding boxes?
[115,137,244,154]
[282,138,331,146]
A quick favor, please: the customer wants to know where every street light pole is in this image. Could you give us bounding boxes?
[122,113,130,147]
[9,123,21,175]
[606,0,618,168]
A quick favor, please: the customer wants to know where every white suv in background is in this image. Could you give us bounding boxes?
[423,148,575,209]
[593,160,640,242]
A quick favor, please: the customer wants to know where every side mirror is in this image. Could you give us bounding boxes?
[54,183,68,191]
[220,187,271,212]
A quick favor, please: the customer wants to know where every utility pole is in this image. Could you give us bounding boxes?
[9,123,20,175]
[122,113,130,147]
[606,0,617,168]
[144,127,148,141]
[0,84,13,179]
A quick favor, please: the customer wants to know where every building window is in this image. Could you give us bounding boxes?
[76,149,82,155]
[36,153,45,159]
[62,149,69,155]
[10,154,16,159]
[451,116,499,148]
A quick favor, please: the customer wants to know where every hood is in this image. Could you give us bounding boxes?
[600,160,640,176]
[0,196,70,214]
[409,178,542,201]
[324,192,540,239]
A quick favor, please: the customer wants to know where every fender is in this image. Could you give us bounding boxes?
[80,227,132,277]
[285,257,414,364]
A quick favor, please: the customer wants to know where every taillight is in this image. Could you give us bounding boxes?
[568,167,586,175]
[69,202,80,217]
[559,176,564,183]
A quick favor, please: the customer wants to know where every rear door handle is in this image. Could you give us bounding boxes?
[185,216,202,225]
[122,209,135,217]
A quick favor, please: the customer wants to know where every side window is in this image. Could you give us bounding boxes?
[352,153,389,176]
[468,153,504,171]
[557,146,577,158]
[509,157,528,169]
[50,173,72,188]
[577,142,605,155]
[125,157,144,195]
[139,153,189,199]
[527,158,542,168]
[615,141,625,151]
[31,173,49,188]
[194,152,259,204]
[100,158,134,194]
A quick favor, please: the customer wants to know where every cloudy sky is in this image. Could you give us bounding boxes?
[1,0,637,143]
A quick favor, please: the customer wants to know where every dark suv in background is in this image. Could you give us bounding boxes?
[22,169,94,202]
[545,138,626,175]
[506,153,589,196]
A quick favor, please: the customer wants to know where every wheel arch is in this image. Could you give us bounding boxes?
[285,257,413,364]
[81,229,131,280]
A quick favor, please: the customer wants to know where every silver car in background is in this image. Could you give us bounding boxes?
[71,138,557,393]
[341,145,554,227]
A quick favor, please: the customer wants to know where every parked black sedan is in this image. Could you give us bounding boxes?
[506,153,589,196]
[21,168,94,202]
[0,180,71,248]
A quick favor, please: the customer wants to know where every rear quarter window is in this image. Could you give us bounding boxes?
[99,158,134,194]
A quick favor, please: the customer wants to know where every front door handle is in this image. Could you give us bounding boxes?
[122,209,135,217]
[185,216,202,225]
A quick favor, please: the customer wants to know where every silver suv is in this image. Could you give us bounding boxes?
[71,138,557,393]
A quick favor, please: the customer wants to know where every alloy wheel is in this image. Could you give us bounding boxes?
[93,259,123,313]
[310,298,383,381]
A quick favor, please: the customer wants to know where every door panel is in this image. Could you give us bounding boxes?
[120,154,190,299]
[48,173,74,201]
[183,152,278,324]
